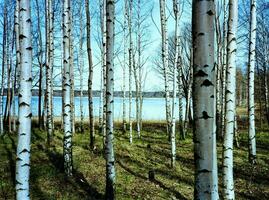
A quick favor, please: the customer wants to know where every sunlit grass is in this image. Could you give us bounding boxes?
[0,122,268,199]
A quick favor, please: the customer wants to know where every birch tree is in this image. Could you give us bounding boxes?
[0,3,7,135]
[222,0,238,198]
[85,0,95,149]
[105,0,116,198]
[221,0,228,140]
[192,0,219,199]
[159,0,172,140]
[122,0,128,133]
[170,0,180,168]
[79,1,84,133]
[46,0,54,145]
[35,0,44,129]
[63,0,73,176]
[128,0,133,144]
[247,0,257,165]
[15,0,33,198]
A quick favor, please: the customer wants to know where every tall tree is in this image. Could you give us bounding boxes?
[192,0,219,199]
[79,0,85,133]
[247,0,257,164]
[85,0,95,149]
[223,0,238,198]
[35,0,44,129]
[46,0,54,145]
[15,0,33,198]
[159,0,172,140]
[63,0,73,176]
[122,0,128,133]
[221,0,228,140]
[128,0,133,143]
[0,2,7,135]
[105,0,116,198]
[170,0,180,168]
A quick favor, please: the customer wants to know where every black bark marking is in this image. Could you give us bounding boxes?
[207,10,214,16]
[195,70,208,77]
[19,149,30,154]
[19,102,30,107]
[201,79,213,87]
[200,111,213,120]
[26,113,32,118]
[198,169,211,173]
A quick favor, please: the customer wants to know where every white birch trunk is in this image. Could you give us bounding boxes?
[171,0,180,168]
[85,0,95,148]
[159,0,171,139]
[221,0,228,139]
[0,5,7,135]
[62,0,73,176]
[247,0,257,164]
[223,0,238,198]
[105,0,116,197]
[123,1,127,133]
[79,1,84,133]
[46,0,53,145]
[128,0,133,144]
[15,0,32,198]
[192,1,219,199]
[101,0,107,146]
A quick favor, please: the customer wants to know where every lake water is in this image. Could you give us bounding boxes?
[5,96,186,121]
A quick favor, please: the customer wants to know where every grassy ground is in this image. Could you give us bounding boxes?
[0,122,268,200]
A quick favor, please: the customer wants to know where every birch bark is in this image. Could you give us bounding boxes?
[192,0,219,198]
[15,0,32,198]
[223,0,238,198]
[105,0,116,198]
[247,0,257,164]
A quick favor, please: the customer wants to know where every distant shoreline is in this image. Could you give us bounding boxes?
[4,89,167,98]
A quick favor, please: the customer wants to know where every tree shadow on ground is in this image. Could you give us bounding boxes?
[47,150,105,200]
[117,154,189,200]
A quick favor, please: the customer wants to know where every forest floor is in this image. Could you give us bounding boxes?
[0,121,268,200]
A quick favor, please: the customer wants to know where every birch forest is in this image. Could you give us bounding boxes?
[0,0,269,199]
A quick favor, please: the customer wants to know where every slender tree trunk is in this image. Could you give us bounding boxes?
[46,0,54,146]
[192,1,219,199]
[264,63,269,124]
[85,0,95,149]
[101,0,107,147]
[79,2,84,133]
[221,0,228,140]
[13,0,20,133]
[70,12,75,135]
[99,68,103,132]
[184,47,193,132]
[128,0,133,144]
[234,114,240,148]
[15,0,32,198]
[223,0,238,198]
[12,63,17,132]
[247,0,257,164]
[122,2,127,134]
[105,0,116,198]
[159,0,172,140]
[170,0,180,168]
[35,0,43,129]
[215,6,222,140]
[6,25,11,133]
[98,0,104,134]
[0,4,7,135]
[62,0,73,176]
